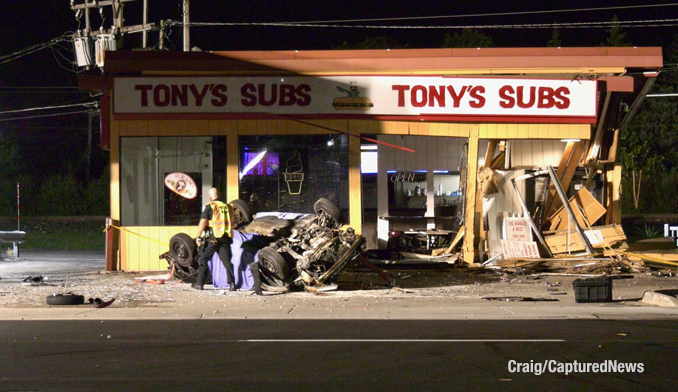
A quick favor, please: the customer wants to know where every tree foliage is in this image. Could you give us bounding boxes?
[604,15,632,47]
[619,34,678,213]
[334,36,408,50]
[0,130,109,217]
[442,29,494,48]
[547,27,562,47]
[0,133,20,215]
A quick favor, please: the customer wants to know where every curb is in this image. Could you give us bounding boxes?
[641,290,678,308]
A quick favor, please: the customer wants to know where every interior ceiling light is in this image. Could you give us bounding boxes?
[239,150,267,179]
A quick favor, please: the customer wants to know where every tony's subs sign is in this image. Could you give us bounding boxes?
[114,76,596,122]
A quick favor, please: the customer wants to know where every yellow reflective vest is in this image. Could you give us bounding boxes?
[207,201,233,238]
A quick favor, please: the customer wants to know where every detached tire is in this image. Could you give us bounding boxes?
[46,294,85,306]
[230,199,253,229]
[314,198,344,228]
[169,233,196,268]
[257,246,289,287]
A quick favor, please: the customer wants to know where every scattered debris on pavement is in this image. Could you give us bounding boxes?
[89,297,116,308]
[482,296,559,302]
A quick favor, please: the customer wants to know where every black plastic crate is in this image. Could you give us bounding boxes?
[572,277,612,303]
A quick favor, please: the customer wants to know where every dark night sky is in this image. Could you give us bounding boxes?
[1,1,676,87]
[0,1,675,179]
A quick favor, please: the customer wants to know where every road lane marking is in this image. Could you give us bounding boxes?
[241,339,565,343]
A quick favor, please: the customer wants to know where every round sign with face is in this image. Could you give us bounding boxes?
[164,172,198,199]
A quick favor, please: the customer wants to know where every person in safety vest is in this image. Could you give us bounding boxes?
[193,188,236,291]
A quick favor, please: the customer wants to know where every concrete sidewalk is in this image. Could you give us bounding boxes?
[1,250,678,321]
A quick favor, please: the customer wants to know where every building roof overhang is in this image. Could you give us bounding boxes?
[99,46,662,77]
[81,47,663,137]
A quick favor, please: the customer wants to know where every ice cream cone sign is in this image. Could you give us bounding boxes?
[284,151,304,195]
[164,172,198,199]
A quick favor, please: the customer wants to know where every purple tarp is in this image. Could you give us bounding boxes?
[208,231,261,290]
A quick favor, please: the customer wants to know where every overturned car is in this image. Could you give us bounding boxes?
[161,198,365,292]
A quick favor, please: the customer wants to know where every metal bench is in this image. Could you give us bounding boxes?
[0,231,26,260]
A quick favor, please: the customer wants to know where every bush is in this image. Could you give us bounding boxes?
[37,173,84,216]
[621,168,678,214]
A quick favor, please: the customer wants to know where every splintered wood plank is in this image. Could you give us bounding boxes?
[544,141,584,219]
[484,140,499,167]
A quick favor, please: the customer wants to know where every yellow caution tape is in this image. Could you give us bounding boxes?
[104,224,170,247]
[619,251,678,266]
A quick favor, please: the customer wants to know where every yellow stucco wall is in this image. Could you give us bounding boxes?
[119,226,197,271]
[111,118,590,270]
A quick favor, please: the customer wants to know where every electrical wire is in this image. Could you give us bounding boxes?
[178,17,678,31]
[0,110,96,122]
[1,5,675,68]
[0,34,72,65]
[291,3,678,24]
[49,44,78,74]
[0,102,98,116]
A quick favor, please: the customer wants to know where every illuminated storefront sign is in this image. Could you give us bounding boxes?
[114,76,596,121]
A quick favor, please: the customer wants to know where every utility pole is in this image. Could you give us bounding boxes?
[183,0,190,52]
[142,0,148,48]
[86,110,93,182]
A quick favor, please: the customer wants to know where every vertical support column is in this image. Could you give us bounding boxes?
[463,125,480,264]
[425,170,435,229]
[377,142,389,249]
[110,120,121,221]
[105,217,119,271]
[226,130,239,203]
[610,163,622,224]
[348,131,363,234]
[108,118,121,271]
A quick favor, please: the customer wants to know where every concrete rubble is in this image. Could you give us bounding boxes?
[1,250,678,321]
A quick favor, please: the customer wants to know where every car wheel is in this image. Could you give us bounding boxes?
[170,263,208,284]
[169,233,197,268]
[257,246,289,287]
[46,294,85,305]
[230,199,253,229]
[314,198,344,228]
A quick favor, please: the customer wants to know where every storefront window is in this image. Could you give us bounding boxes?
[120,136,217,226]
[238,135,349,219]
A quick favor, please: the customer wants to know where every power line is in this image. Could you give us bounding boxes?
[291,3,678,24]
[0,87,80,90]
[180,18,678,31]
[0,34,72,65]
[0,125,88,130]
[0,110,96,122]
[0,102,98,116]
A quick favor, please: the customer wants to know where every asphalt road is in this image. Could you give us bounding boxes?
[1,319,675,391]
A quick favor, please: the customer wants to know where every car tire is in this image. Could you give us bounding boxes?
[230,199,253,229]
[257,246,289,287]
[46,294,85,306]
[169,233,197,268]
[314,198,344,228]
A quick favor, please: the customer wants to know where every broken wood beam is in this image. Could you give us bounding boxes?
[543,141,584,218]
